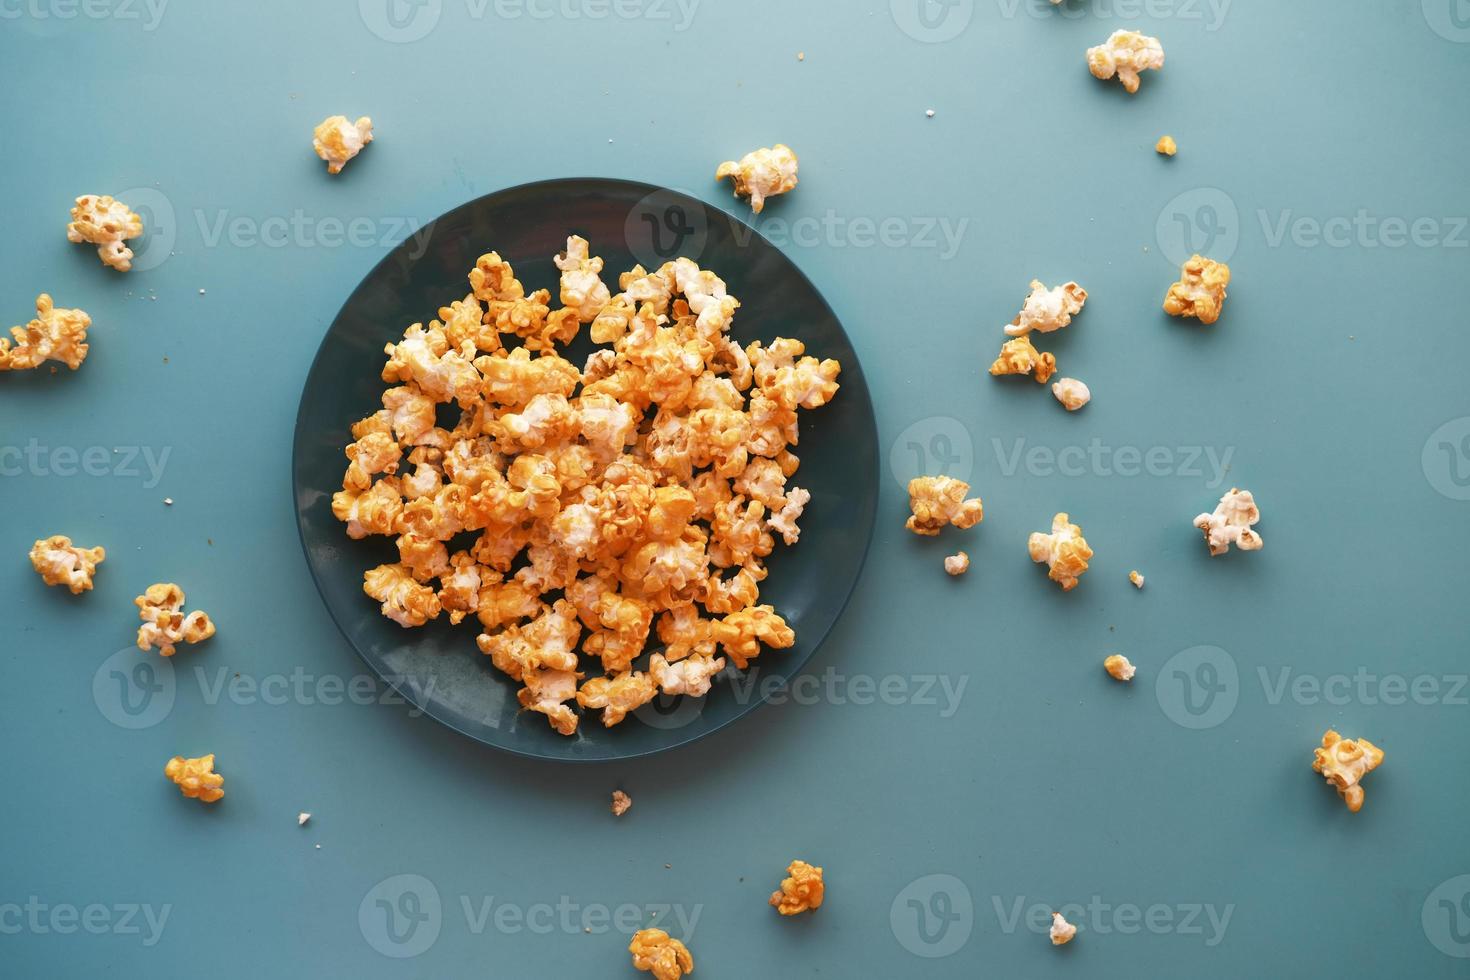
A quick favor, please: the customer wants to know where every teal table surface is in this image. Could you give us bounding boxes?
[3,2,1469,977]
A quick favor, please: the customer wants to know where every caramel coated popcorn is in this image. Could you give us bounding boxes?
[1104,654,1136,681]
[313,115,374,174]
[1051,377,1090,411]
[1087,30,1164,94]
[715,143,799,214]
[905,476,983,536]
[0,295,91,372]
[165,754,224,804]
[944,552,970,576]
[1003,280,1087,337]
[29,536,105,594]
[334,242,838,734]
[1193,488,1262,556]
[1129,569,1144,588]
[1050,911,1077,946]
[1163,254,1230,325]
[770,859,825,915]
[1156,135,1178,156]
[611,790,632,816]
[629,928,693,980]
[1312,729,1384,813]
[66,194,143,272]
[1028,513,1093,591]
[135,583,216,656]
[988,334,1056,383]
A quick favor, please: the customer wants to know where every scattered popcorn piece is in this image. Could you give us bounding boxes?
[988,334,1056,383]
[164,754,224,804]
[944,552,970,576]
[611,790,632,817]
[1050,911,1077,946]
[1051,377,1090,411]
[1028,513,1093,591]
[1193,488,1262,556]
[1128,569,1145,588]
[1156,135,1177,156]
[1163,254,1230,325]
[66,194,143,272]
[0,294,92,372]
[1104,654,1136,681]
[1003,280,1087,337]
[770,860,825,915]
[1086,29,1164,94]
[629,928,694,980]
[715,144,798,214]
[313,115,374,174]
[906,476,983,536]
[28,535,105,594]
[925,108,935,118]
[135,583,217,656]
[1312,729,1384,813]
[797,51,805,61]
[298,812,311,826]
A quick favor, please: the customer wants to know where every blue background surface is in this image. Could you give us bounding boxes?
[3,1,1469,977]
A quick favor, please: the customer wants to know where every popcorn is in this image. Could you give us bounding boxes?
[1104,654,1136,681]
[28,535,105,594]
[649,652,726,696]
[1051,377,1091,411]
[1129,569,1145,588]
[1156,135,1178,156]
[553,235,611,323]
[1028,513,1093,591]
[1312,729,1384,813]
[1193,488,1262,556]
[313,115,373,174]
[135,584,217,656]
[1087,30,1164,94]
[1163,254,1230,325]
[905,476,983,536]
[988,334,1056,383]
[629,929,694,980]
[715,143,799,214]
[769,860,824,915]
[1050,911,1077,946]
[165,754,224,804]
[944,552,970,576]
[0,295,91,372]
[364,563,442,627]
[1004,280,1087,337]
[611,790,632,817]
[66,195,143,272]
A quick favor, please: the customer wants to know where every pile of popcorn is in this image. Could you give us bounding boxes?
[332,237,841,735]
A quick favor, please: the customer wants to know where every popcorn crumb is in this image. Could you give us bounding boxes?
[1163,254,1230,325]
[66,194,144,272]
[988,334,1056,384]
[165,754,224,804]
[1087,29,1164,94]
[906,476,983,536]
[0,295,92,372]
[1004,280,1087,337]
[925,109,935,118]
[1050,911,1077,945]
[313,115,374,175]
[629,928,693,980]
[29,536,105,594]
[135,583,217,656]
[944,552,970,576]
[797,51,805,60]
[298,812,311,826]
[1156,135,1177,156]
[1128,569,1144,588]
[1193,488,1262,556]
[1312,729,1383,813]
[163,498,174,506]
[1104,654,1136,681]
[611,790,632,817]
[715,144,799,213]
[769,859,824,915]
[1051,377,1090,411]
[1028,513,1093,591]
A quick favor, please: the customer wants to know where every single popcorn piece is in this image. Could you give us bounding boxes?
[313,115,374,174]
[135,583,217,656]
[1128,569,1145,588]
[164,754,224,804]
[0,295,91,372]
[629,928,694,980]
[1104,654,1136,681]
[554,235,611,323]
[1193,488,1262,556]
[1028,513,1093,591]
[769,859,825,915]
[1312,729,1384,813]
[1050,911,1077,946]
[944,552,970,576]
[66,194,144,272]
[28,535,105,594]
[988,334,1056,383]
[1156,135,1178,156]
[715,143,799,214]
[1004,280,1087,337]
[1087,29,1164,94]
[906,476,983,536]
[1163,254,1230,325]
[298,812,311,826]
[1051,377,1091,411]
[611,790,632,817]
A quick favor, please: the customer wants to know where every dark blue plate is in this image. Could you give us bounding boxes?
[292,178,877,760]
